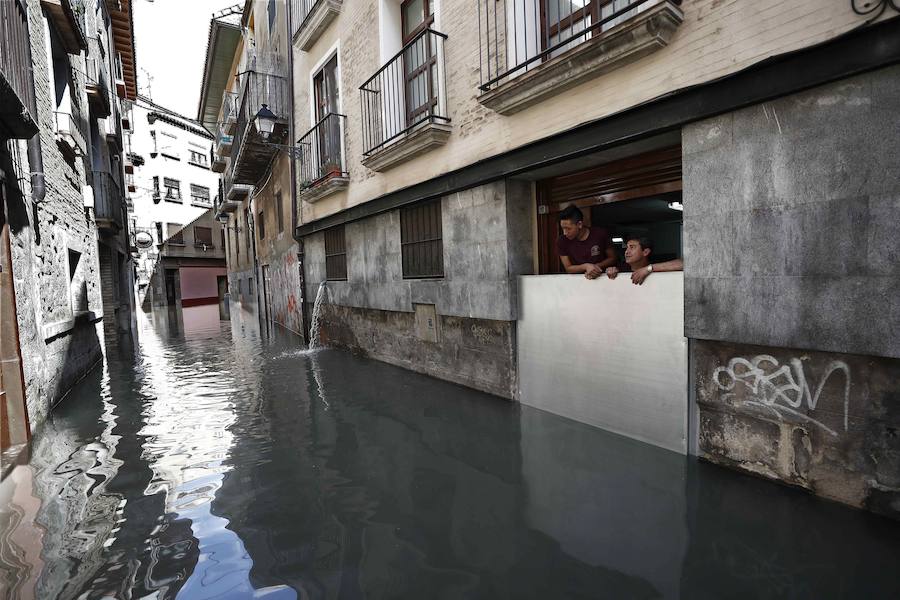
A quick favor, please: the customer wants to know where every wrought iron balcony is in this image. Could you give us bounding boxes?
[86,56,112,117]
[359,29,450,172]
[0,0,38,139]
[92,170,124,231]
[290,0,342,51]
[54,110,87,159]
[222,92,239,135]
[228,70,289,186]
[476,0,682,113]
[296,113,348,202]
[41,0,87,54]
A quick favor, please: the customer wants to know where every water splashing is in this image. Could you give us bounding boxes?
[308,282,327,350]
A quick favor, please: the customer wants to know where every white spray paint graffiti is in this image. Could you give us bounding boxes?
[712,355,851,437]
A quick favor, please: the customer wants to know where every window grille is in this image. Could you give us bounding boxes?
[163,177,181,202]
[324,226,347,281]
[190,184,211,207]
[400,199,443,278]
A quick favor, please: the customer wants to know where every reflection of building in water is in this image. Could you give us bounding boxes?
[208,350,661,598]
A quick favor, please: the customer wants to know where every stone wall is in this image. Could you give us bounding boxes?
[303,180,533,397]
[683,65,900,518]
[5,1,105,430]
[683,64,900,358]
[694,340,900,519]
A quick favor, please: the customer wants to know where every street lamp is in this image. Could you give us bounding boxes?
[254,104,278,141]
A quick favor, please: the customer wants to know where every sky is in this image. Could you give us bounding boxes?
[132,0,241,120]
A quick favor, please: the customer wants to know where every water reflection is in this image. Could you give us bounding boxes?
[1,307,900,599]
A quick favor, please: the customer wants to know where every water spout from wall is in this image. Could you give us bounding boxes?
[308,281,327,350]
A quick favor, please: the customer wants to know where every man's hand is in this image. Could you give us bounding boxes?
[631,266,652,285]
[605,266,619,280]
[584,264,603,279]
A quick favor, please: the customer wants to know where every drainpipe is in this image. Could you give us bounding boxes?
[285,0,310,343]
[27,134,46,203]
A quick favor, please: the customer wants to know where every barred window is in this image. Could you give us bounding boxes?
[163,177,181,202]
[190,184,211,207]
[400,199,443,278]
[189,150,208,167]
[324,226,347,281]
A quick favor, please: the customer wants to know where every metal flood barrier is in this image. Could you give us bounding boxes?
[516,273,688,453]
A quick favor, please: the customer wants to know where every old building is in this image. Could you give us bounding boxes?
[0,0,137,450]
[126,97,225,311]
[198,4,300,335]
[86,0,138,347]
[202,0,900,518]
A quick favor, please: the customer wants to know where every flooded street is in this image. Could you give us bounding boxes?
[2,306,899,599]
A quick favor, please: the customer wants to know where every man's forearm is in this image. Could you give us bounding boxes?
[651,259,684,273]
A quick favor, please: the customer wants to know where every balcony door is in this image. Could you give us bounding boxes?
[401,0,437,126]
[313,56,342,180]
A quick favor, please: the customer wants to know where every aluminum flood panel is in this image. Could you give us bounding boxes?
[516,274,688,453]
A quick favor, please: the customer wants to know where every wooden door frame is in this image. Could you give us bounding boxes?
[400,0,437,126]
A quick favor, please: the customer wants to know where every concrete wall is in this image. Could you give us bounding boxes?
[292,0,892,224]
[304,180,534,397]
[3,0,106,431]
[683,65,900,518]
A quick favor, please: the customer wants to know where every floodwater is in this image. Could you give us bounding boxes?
[1,305,899,600]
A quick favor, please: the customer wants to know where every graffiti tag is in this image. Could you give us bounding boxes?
[712,355,851,437]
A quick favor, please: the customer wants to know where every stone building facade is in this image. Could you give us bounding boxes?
[200,0,900,518]
[0,0,137,446]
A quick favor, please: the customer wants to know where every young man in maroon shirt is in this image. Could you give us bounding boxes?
[606,235,684,285]
[556,205,617,279]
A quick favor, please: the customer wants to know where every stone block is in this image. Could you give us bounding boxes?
[694,339,900,519]
[683,212,734,278]
[682,113,733,156]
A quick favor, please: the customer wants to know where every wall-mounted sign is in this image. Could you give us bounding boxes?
[135,231,154,249]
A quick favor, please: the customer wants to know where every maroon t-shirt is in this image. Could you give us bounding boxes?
[556,227,612,266]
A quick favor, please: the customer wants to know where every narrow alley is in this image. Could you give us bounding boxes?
[1,307,899,598]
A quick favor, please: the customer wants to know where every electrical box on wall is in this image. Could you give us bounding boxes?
[414,303,440,343]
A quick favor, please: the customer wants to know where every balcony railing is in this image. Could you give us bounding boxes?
[85,55,112,117]
[54,110,87,158]
[92,170,124,230]
[289,0,340,49]
[222,92,239,134]
[360,29,449,157]
[229,69,289,185]
[477,0,676,92]
[297,113,348,187]
[0,0,38,138]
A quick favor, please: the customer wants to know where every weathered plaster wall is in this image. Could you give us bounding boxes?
[683,64,900,358]
[695,340,900,519]
[6,1,105,430]
[683,66,900,518]
[303,180,533,397]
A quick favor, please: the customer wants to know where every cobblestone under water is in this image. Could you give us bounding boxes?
[1,305,899,599]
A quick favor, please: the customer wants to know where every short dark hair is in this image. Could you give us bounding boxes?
[626,235,653,255]
[558,205,583,224]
